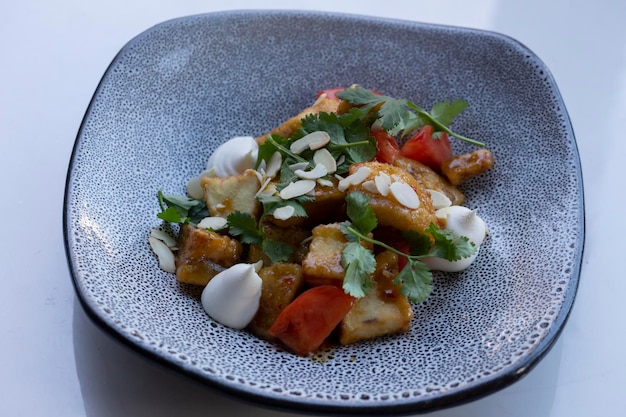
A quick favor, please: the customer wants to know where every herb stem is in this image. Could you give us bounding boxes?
[407,102,485,147]
[266,135,311,166]
[346,225,425,261]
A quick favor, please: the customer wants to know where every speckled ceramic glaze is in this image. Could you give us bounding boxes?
[64,10,584,415]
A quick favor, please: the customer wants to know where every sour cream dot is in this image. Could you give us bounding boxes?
[201,263,262,329]
[206,136,259,177]
[423,206,487,272]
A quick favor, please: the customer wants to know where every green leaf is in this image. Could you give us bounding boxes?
[262,239,293,264]
[394,259,433,303]
[345,192,377,235]
[401,230,432,256]
[425,223,476,261]
[226,212,263,245]
[430,99,468,127]
[157,191,208,224]
[341,242,377,298]
[157,206,183,223]
[337,85,484,147]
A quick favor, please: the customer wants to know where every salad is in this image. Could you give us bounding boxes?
[149,85,494,356]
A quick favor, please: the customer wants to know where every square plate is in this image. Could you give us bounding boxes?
[64,10,584,415]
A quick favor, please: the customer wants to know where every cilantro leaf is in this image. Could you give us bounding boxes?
[430,99,468,127]
[262,239,293,264]
[394,259,433,303]
[345,192,377,235]
[341,242,377,298]
[226,212,263,245]
[157,191,208,225]
[401,229,432,256]
[337,85,484,147]
[425,223,476,261]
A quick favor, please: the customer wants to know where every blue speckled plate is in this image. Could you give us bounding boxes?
[63,10,584,415]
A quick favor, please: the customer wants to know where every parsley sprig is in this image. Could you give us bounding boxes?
[226,195,309,264]
[157,191,208,225]
[340,192,476,303]
[256,112,377,178]
[337,85,484,147]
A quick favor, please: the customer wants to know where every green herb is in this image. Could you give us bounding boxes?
[336,85,484,146]
[256,112,377,178]
[225,196,306,264]
[340,192,476,303]
[156,191,209,225]
[225,211,263,245]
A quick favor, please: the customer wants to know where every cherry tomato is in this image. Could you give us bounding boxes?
[371,128,400,164]
[400,125,452,172]
[268,285,355,356]
[315,88,346,101]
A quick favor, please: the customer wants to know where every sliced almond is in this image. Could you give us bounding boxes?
[374,172,391,196]
[265,151,282,178]
[186,168,215,200]
[390,182,420,209]
[279,179,316,199]
[361,180,378,194]
[257,181,277,197]
[197,216,228,230]
[294,163,328,180]
[254,176,273,197]
[317,178,334,187]
[338,166,372,192]
[150,228,177,248]
[427,189,452,210]
[289,162,309,171]
[273,205,296,220]
[313,148,337,174]
[290,131,330,154]
[148,236,176,273]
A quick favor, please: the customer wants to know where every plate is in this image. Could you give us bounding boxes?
[64,10,584,415]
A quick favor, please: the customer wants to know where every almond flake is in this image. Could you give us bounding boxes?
[317,178,334,187]
[295,163,328,179]
[290,131,330,154]
[148,237,176,273]
[279,180,316,199]
[390,182,420,209]
[313,148,337,174]
[374,173,391,196]
[361,180,378,194]
[289,162,309,171]
[427,189,452,209]
[150,228,177,248]
[273,205,295,220]
[338,166,371,192]
[265,151,282,177]
[197,216,228,230]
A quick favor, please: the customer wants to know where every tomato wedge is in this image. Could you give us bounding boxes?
[400,125,452,172]
[316,88,346,101]
[371,128,401,164]
[268,285,355,356]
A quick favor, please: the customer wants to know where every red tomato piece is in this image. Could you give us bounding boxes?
[371,128,400,164]
[400,125,452,172]
[315,88,346,101]
[268,285,355,356]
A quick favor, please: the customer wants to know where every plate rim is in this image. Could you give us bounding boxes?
[63,9,585,415]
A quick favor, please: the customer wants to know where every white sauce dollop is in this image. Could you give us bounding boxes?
[423,205,487,272]
[201,263,262,329]
[206,136,259,178]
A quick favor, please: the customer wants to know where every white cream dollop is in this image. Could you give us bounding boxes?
[423,205,487,272]
[206,136,259,178]
[201,263,262,329]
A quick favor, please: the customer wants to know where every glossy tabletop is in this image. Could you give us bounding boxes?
[1,1,625,416]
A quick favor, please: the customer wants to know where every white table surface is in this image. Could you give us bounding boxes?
[2,0,625,416]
